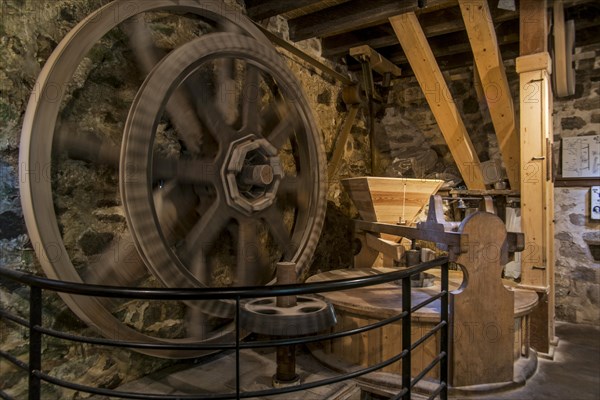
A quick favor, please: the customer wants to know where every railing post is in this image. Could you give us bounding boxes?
[402,276,411,400]
[29,286,42,400]
[440,262,449,400]
[235,296,241,400]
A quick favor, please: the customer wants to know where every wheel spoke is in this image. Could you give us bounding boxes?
[184,201,230,281]
[264,99,299,149]
[262,206,292,257]
[240,64,261,135]
[54,131,120,167]
[123,15,203,154]
[236,218,268,286]
[196,88,237,146]
[215,58,238,126]
[83,234,146,288]
[152,157,218,186]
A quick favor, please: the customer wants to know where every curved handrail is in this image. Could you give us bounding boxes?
[0,257,450,400]
[0,257,448,299]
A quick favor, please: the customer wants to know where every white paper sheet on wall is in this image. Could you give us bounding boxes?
[504,207,521,279]
[592,186,600,220]
[562,135,600,178]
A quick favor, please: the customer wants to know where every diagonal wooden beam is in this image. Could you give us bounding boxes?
[459,0,520,190]
[389,12,486,190]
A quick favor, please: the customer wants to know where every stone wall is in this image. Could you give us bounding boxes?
[0,1,364,398]
[552,42,600,325]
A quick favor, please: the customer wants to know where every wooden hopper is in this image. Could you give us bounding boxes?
[342,177,444,226]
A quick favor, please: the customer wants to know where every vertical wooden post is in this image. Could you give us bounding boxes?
[516,0,556,354]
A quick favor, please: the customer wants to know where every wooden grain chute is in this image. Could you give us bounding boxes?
[342,177,443,268]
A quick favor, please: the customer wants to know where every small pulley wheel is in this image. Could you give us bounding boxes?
[240,296,337,336]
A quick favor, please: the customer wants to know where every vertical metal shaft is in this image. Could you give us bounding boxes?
[235,296,241,399]
[275,262,299,384]
[276,262,297,308]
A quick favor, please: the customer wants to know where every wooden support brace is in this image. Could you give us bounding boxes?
[459,0,520,190]
[350,45,402,77]
[328,105,360,180]
[365,233,405,265]
[389,12,486,190]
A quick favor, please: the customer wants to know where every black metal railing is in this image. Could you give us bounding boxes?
[0,257,449,400]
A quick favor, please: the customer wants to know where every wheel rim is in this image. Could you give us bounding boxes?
[121,33,326,318]
[18,0,324,358]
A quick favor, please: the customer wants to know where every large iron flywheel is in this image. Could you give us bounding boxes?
[19,0,326,358]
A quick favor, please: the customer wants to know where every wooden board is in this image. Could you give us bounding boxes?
[451,212,514,387]
[519,0,548,56]
[389,13,486,190]
[307,265,538,384]
[459,0,520,190]
[349,45,402,76]
[342,177,444,225]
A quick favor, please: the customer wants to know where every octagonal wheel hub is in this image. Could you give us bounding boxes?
[222,135,284,215]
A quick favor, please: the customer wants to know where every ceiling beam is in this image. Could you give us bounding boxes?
[384,26,518,64]
[322,5,518,59]
[289,0,456,42]
[246,0,325,20]
[349,45,402,76]
[320,0,597,60]
[346,14,597,76]
[389,12,486,190]
[390,42,521,78]
[459,0,520,190]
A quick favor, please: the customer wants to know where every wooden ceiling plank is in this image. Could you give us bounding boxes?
[386,15,595,67]
[459,0,520,190]
[321,1,593,61]
[321,5,518,59]
[246,0,326,20]
[289,0,457,42]
[520,0,548,55]
[389,12,486,190]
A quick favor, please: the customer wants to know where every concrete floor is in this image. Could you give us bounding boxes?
[102,321,599,400]
[463,321,600,400]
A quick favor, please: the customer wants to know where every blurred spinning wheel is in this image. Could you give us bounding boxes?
[19,0,326,358]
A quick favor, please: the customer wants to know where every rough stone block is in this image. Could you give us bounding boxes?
[561,116,587,130]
